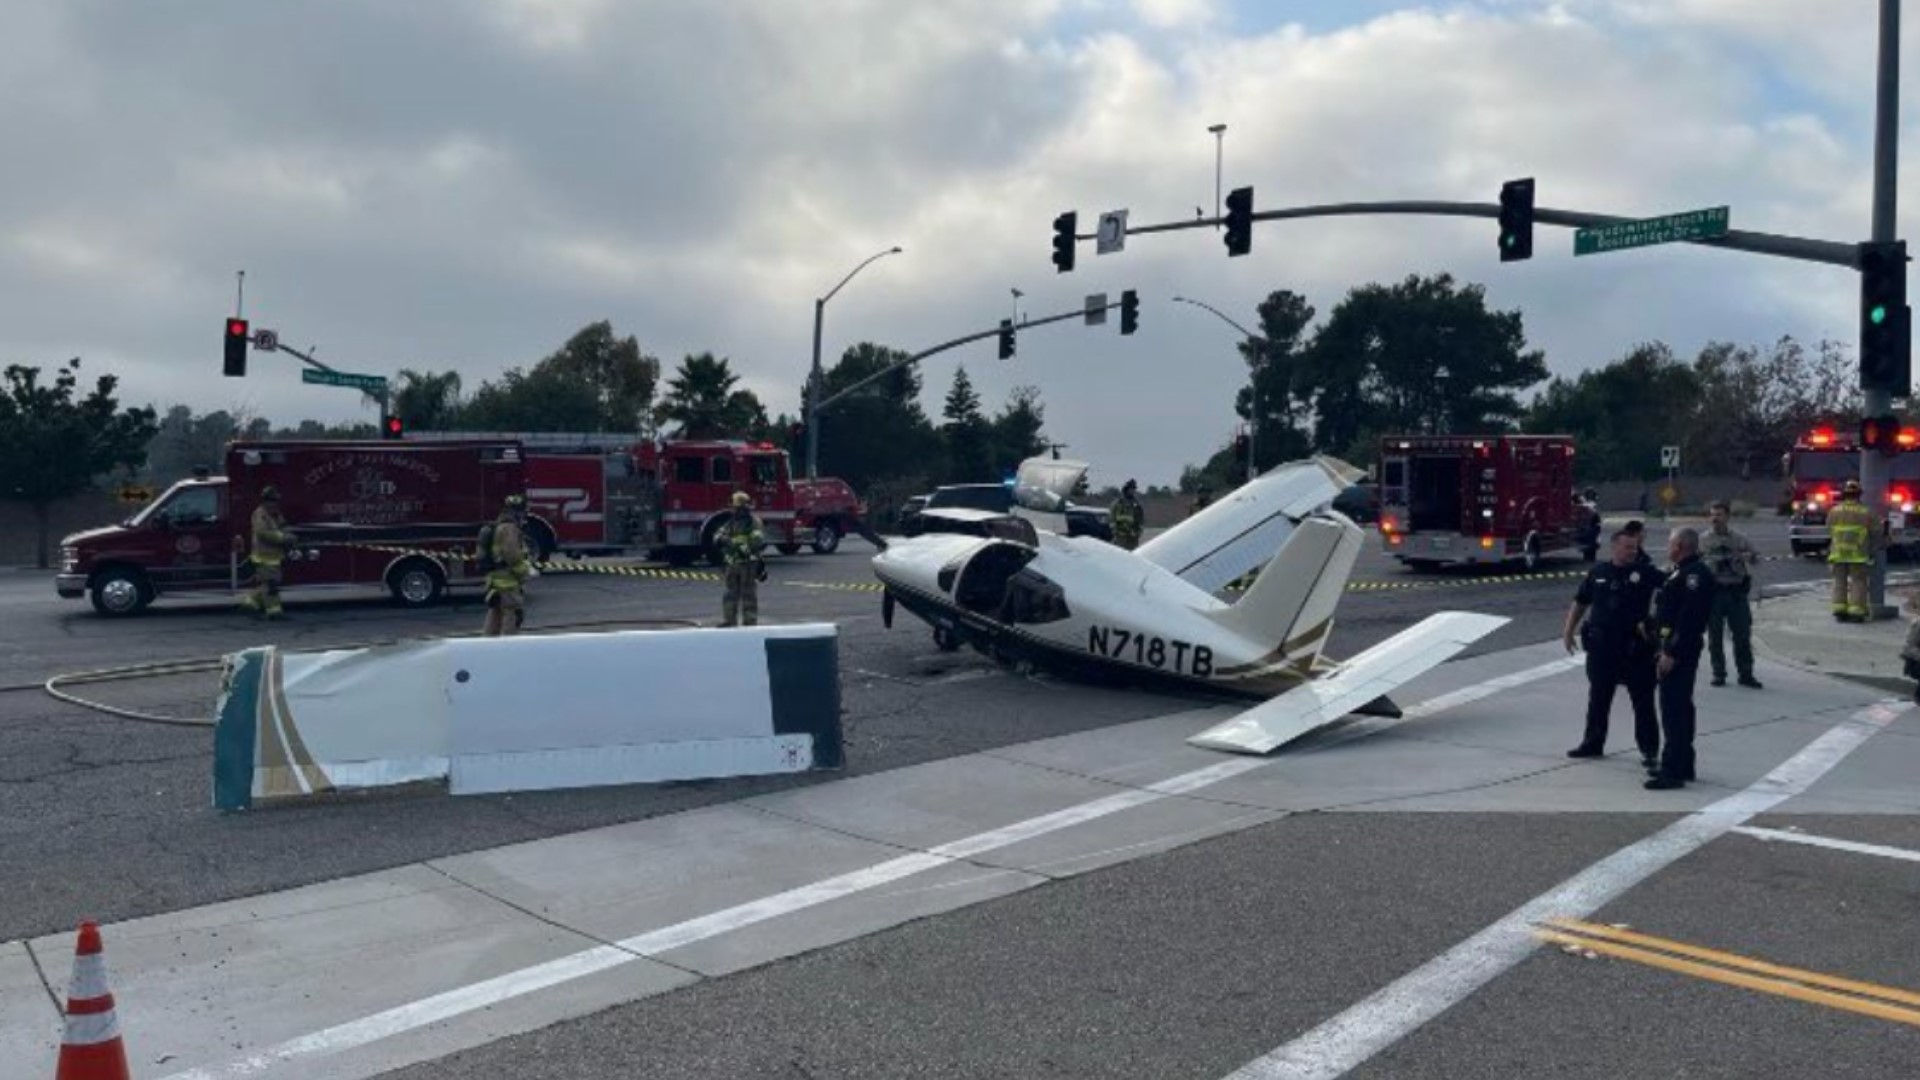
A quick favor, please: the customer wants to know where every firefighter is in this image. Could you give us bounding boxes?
[1190,485,1213,517]
[1647,527,1715,790]
[720,491,765,627]
[238,485,292,620]
[1111,479,1145,550]
[1702,499,1762,688]
[482,495,536,637]
[1827,479,1876,622]
[1562,529,1664,769]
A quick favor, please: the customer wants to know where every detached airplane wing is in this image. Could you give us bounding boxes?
[1187,611,1509,755]
[1137,456,1364,594]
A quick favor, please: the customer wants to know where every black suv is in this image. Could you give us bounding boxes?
[903,483,1113,541]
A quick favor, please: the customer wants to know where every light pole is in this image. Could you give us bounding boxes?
[807,245,903,479]
[1865,0,1900,617]
[1208,123,1227,228]
[1173,295,1264,481]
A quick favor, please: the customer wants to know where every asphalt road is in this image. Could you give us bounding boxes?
[0,522,1828,944]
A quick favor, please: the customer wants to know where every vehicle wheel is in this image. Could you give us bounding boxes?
[776,543,802,556]
[1405,560,1442,573]
[89,568,150,617]
[387,559,446,608]
[661,547,695,568]
[1523,536,1543,571]
[811,521,842,554]
[932,625,963,652]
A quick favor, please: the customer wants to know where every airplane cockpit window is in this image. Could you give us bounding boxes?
[954,543,1037,616]
[1002,568,1069,625]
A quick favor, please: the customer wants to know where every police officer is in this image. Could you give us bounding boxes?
[239,485,292,620]
[1647,527,1715,790]
[1702,499,1762,688]
[720,491,765,627]
[1562,530,1664,768]
[482,495,536,637]
[1622,519,1654,566]
[1827,479,1876,622]
[1111,479,1145,550]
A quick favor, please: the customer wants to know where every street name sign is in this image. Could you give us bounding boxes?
[1575,206,1730,257]
[301,369,389,394]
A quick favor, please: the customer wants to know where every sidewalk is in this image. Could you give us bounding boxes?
[1754,582,1918,694]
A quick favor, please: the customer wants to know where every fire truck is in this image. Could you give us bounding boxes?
[1375,434,1584,570]
[1784,426,1920,556]
[410,432,865,565]
[56,440,522,615]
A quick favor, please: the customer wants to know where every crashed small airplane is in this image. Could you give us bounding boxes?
[872,455,1507,755]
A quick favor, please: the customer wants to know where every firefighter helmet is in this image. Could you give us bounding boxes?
[732,491,752,508]
[1844,479,1863,497]
[260,485,280,503]
[503,494,527,513]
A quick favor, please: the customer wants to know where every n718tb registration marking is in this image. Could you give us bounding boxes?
[1088,626,1213,676]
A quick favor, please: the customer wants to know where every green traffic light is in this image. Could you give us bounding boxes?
[1872,304,1889,326]
[1501,233,1514,249]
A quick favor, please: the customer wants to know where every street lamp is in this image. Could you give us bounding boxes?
[1173,294,1264,481]
[807,246,903,478]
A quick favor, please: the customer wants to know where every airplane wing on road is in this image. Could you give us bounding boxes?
[1186,611,1510,755]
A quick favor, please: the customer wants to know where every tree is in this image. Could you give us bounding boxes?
[145,406,242,485]
[389,369,463,431]
[0,359,158,568]
[1523,342,1699,482]
[809,343,942,491]
[990,385,1048,473]
[941,366,992,483]
[536,321,659,431]
[460,365,602,431]
[1297,274,1548,458]
[658,353,767,438]
[1236,290,1316,466]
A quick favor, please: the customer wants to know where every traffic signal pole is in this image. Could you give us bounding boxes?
[811,298,1127,417]
[1865,0,1901,617]
[258,337,393,426]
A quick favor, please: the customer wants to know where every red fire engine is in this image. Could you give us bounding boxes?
[1784,425,1920,556]
[1375,434,1583,570]
[56,440,522,615]
[410,432,865,565]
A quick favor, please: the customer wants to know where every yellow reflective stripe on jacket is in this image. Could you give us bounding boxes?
[1828,502,1874,564]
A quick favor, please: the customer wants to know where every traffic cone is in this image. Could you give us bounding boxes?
[54,922,130,1080]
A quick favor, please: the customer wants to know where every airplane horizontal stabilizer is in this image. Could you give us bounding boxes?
[1186,611,1509,755]
[1138,456,1363,594]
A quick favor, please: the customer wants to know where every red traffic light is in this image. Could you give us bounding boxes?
[384,416,404,439]
[227,318,249,338]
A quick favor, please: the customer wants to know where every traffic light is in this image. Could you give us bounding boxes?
[384,414,405,440]
[1224,186,1253,257]
[1860,240,1910,394]
[223,318,249,377]
[998,318,1016,360]
[1861,413,1901,452]
[1119,289,1139,336]
[788,421,805,448]
[1052,211,1077,273]
[1232,431,1249,463]
[1498,178,1535,262]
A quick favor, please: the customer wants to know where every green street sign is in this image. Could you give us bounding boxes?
[301,369,389,394]
[1574,206,1730,257]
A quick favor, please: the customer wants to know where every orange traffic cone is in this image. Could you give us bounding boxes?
[54,922,130,1080]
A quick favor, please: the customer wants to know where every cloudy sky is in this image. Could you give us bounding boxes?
[0,0,1911,486]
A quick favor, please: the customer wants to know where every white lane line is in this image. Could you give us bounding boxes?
[1220,700,1908,1080]
[161,659,1575,1080]
[1733,825,1920,865]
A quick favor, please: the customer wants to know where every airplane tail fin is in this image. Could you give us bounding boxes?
[1205,513,1363,667]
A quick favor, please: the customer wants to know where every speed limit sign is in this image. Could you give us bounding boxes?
[1660,445,1680,470]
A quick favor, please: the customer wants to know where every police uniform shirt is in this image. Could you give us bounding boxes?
[1575,561,1664,646]
[1700,528,1756,588]
[1656,555,1716,655]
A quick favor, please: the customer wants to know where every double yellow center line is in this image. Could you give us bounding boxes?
[1538,918,1920,1027]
